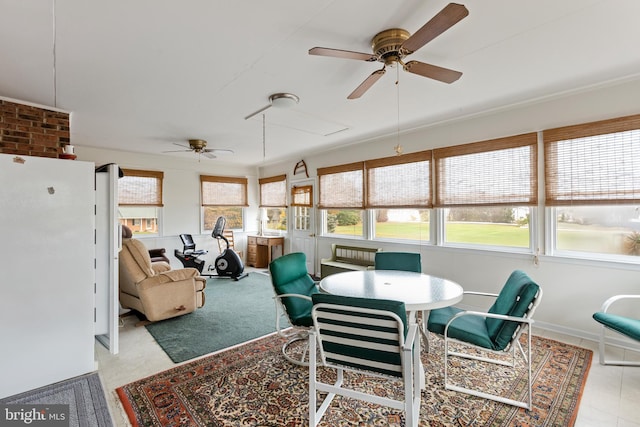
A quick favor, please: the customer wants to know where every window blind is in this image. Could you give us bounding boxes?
[317,162,364,209]
[544,114,640,206]
[365,150,432,208]
[259,174,287,207]
[200,175,248,207]
[434,133,538,207]
[291,185,313,207]
[119,169,164,206]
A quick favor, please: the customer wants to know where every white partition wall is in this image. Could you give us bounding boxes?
[0,154,95,398]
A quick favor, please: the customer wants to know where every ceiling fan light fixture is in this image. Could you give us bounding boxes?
[269,92,299,108]
[188,139,207,152]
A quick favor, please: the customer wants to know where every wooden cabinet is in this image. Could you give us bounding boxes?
[247,236,284,268]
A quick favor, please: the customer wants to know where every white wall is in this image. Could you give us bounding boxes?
[258,75,640,344]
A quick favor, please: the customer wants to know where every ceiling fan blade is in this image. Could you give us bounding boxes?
[401,3,469,54]
[309,47,377,62]
[172,142,191,149]
[208,148,234,155]
[347,68,386,99]
[202,152,217,159]
[403,60,462,83]
[162,149,191,153]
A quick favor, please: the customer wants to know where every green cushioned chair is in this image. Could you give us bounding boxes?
[593,294,640,366]
[427,270,542,409]
[374,251,422,273]
[269,252,320,366]
[309,293,420,427]
[374,251,431,347]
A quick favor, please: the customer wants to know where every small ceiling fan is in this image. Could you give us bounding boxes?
[309,2,468,99]
[163,139,234,159]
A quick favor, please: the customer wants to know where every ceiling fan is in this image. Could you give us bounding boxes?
[309,2,468,99]
[163,139,234,159]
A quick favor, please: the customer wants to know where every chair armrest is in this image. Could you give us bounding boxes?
[402,323,419,352]
[446,310,535,334]
[273,293,313,302]
[151,261,171,274]
[600,294,640,312]
[148,248,166,257]
[158,268,200,282]
[463,291,499,298]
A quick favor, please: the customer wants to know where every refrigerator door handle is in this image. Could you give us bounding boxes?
[117,223,122,252]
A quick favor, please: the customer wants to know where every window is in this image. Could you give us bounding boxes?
[118,169,163,235]
[545,114,640,259]
[434,133,537,249]
[291,185,313,232]
[318,162,364,238]
[259,174,287,232]
[365,151,431,241]
[201,175,248,230]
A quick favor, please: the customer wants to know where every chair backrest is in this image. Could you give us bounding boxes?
[120,237,155,284]
[269,252,318,325]
[179,234,196,252]
[312,293,408,378]
[486,270,541,350]
[374,252,422,273]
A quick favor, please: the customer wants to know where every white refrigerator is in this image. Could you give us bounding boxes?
[0,153,95,398]
[94,163,120,354]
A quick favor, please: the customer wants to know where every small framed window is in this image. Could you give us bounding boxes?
[318,162,365,238]
[201,175,248,230]
[118,169,163,236]
[259,174,287,232]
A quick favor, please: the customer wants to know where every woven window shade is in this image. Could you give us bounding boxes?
[291,185,313,207]
[200,175,248,207]
[318,162,364,209]
[434,133,538,207]
[118,169,164,206]
[544,114,640,206]
[259,174,287,207]
[365,150,432,208]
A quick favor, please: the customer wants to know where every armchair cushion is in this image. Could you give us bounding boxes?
[270,252,319,326]
[593,312,640,341]
[427,270,540,351]
[374,252,421,273]
[427,306,494,349]
[486,270,540,350]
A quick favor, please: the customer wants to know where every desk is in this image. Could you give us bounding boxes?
[247,236,284,268]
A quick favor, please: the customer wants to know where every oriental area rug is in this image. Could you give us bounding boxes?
[117,332,591,426]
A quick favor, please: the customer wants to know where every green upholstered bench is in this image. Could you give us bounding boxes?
[320,244,381,278]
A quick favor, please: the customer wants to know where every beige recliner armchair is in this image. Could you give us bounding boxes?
[119,230,206,322]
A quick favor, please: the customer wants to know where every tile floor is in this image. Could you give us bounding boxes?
[95,303,640,427]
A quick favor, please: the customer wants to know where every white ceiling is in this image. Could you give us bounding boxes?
[2,0,640,166]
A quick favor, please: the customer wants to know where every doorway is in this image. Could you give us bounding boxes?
[290,179,316,275]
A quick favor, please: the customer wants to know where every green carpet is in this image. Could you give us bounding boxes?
[145,272,281,363]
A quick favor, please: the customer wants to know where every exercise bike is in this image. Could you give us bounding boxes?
[207,216,248,280]
[174,216,248,281]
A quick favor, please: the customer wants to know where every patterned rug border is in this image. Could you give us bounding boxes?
[117,332,593,426]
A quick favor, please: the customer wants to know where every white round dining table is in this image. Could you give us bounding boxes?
[319,270,464,312]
